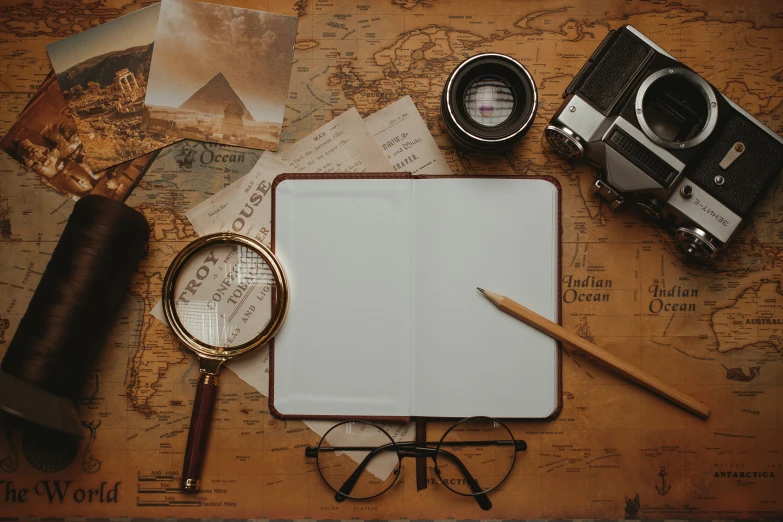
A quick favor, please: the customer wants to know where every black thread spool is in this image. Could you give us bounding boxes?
[0,195,149,438]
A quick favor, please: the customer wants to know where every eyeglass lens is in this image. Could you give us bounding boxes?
[315,421,402,499]
[432,417,516,495]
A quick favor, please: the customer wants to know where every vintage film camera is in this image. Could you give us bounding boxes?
[546,25,783,260]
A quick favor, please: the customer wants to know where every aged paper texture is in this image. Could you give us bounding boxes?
[364,95,452,175]
[188,100,447,235]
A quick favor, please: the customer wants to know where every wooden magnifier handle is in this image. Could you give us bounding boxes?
[181,371,219,491]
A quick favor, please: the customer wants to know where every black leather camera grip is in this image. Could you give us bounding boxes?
[571,28,653,115]
[685,109,783,217]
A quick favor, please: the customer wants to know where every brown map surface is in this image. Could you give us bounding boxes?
[0,0,782,518]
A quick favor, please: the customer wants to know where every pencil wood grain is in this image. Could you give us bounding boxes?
[477,288,711,419]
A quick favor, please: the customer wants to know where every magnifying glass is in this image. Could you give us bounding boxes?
[162,232,289,491]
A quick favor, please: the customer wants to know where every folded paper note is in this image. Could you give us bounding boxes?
[186,98,449,238]
[365,95,452,175]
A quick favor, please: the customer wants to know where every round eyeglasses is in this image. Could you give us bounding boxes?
[304,416,527,510]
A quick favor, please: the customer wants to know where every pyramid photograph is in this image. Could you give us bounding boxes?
[179,73,253,120]
[142,0,298,150]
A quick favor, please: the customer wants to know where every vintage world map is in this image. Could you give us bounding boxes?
[0,0,781,518]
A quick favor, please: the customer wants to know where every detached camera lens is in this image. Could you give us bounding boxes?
[442,53,537,152]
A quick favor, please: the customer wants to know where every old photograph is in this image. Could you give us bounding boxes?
[1,72,98,198]
[2,73,159,201]
[46,4,178,171]
[144,0,297,150]
[90,150,158,202]
[1,72,129,200]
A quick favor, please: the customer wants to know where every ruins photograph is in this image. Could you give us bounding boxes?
[47,4,178,171]
[1,73,160,201]
[143,0,297,150]
[1,73,100,199]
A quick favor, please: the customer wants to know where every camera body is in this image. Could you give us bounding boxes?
[546,25,783,260]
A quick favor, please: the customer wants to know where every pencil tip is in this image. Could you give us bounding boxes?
[477,287,485,294]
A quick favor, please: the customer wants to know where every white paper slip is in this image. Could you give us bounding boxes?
[278,107,392,173]
[364,96,452,175]
[186,153,287,239]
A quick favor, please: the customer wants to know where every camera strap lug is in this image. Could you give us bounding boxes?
[591,180,624,209]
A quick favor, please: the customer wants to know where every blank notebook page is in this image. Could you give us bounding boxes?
[272,176,559,419]
[411,178,559,418]
[272,178,413,417]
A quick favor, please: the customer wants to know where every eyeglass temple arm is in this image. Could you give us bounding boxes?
[327,444,492,511]
[334,443,397,502]
[432,447,492,511]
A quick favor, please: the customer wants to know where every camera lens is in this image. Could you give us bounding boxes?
[635,68,718,150]
[442,53,537,152]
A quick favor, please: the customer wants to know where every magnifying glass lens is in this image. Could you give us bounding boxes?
[163,233,288,491]
[172,243,275,348]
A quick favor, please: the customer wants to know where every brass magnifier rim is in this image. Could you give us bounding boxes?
[162,232,289,359]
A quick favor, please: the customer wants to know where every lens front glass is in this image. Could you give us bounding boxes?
[172,242,276,348]
[433,417,515,495]
[316,421,401,499]
[463,75,515,127]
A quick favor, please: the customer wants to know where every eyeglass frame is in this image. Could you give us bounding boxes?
[304,416,527,511]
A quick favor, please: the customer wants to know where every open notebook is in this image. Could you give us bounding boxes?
[269,174,561,420]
